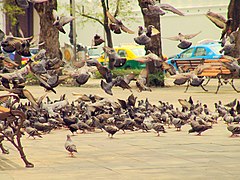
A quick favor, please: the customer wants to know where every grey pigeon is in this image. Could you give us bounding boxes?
[65,134,78,156]
[227,125,240,137]
[52,10,75,34]
[25,127,42,139]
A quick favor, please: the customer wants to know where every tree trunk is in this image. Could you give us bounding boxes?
[101,0,115,69]
[228,0,240,58]
[34,0,61,59]
[138,0,164,86]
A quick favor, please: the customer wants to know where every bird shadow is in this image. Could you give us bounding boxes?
[26,138,42,140]
[66,155,78,158]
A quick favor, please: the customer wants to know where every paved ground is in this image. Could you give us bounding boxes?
[0,78,240,180]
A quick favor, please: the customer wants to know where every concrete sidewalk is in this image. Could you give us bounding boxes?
[0,122,239,180]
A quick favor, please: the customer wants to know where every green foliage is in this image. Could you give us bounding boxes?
[94,68,141,79]
[60,0,140,28]
[1,0,25,26]
[25,73,38,85]
[148,71,165,87]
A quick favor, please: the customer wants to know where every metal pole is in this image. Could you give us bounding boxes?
[71,0,77,61]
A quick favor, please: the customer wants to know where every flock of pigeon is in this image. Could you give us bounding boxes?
[0,0,239,159]
[1,89,240,157]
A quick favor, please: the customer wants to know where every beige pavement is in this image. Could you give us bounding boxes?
[0,78,240,180]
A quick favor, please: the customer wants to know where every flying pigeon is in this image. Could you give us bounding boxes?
[52,10,75,34]
[134,25,160,45]
[163,31,201,49]
[92,34,105,46]
[106,11,135,34]
[143,3,184,16]
[206,11,233,40]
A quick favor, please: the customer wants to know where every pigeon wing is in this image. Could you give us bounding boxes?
[22,89,39,109]
[206,11,226,29]
[106,11,118,24]
[120,24,135,34]
[159,3,184,16]
[52,9,59,21]
[163,35,181,41]
[60,16,75,26]
[0,29,5,42]
[183,31,201,40]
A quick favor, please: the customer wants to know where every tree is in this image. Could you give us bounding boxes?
[76,0,136,48]
[138,0,164,86]
[34,0,61,59]
[2,0,25,36]
[228,0,240,58]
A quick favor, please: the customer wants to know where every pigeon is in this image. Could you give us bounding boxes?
[134,25,160,45]
[103,125,119,138]
[172,118,185,131]
[159,4,185,16]
[236,100,240,114]
[87,59,112,83]
[163,31,201,49]
[143,5,165,16]
[1,36,33,55]
[25,127,42,139]
[65,135,78,156]
[227,125,240,137]
[102,46,126,70]
[152,123,166,136]
[136,69,152,92]
[224,99,237,108]
[100,79,114,95]
[206,11,233,40]
[133,50,162,63]
[143,3,184,16]
[188,121,212,136]
[113,76,132,92]
[92,34,105,46]
[52,10,75,34]
[219,43,235,55]
[106,11,134,34]
[178,98,191,111]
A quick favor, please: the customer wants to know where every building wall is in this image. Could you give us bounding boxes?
[32,0,229,57]
[0,1,5,31]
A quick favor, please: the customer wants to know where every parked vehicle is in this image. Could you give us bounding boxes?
[166,42,223,70]
[87,46,102,59]
[8,48,39,65]
[98,45,147,69]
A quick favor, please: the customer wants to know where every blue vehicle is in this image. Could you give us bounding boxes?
[166,42,223,70]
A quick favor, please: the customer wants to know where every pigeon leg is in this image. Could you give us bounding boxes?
[196,133,202,136]
[215,76,222,94]
[230,134,239,138]
[200,85,208,92]
[184,80,190,93]
[203,77,211,86]
[157,132,160,136]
